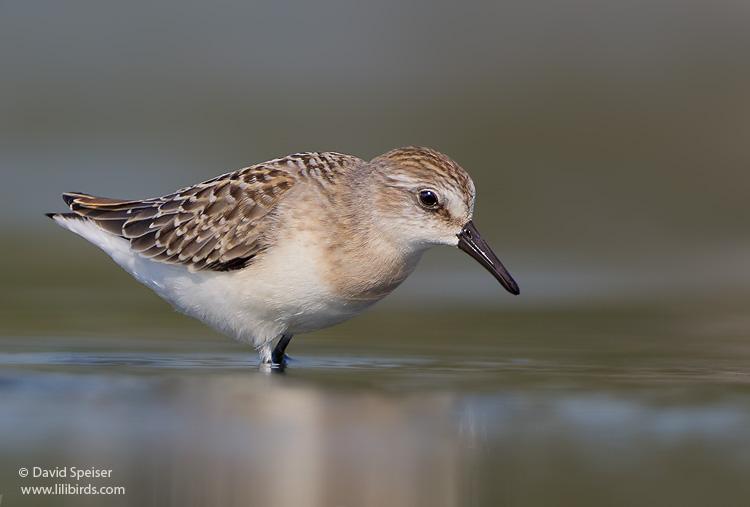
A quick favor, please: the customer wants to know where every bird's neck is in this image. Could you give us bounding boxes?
[323,173,426,301]
[329,230,425,302]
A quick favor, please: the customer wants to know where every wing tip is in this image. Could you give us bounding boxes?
[62,192,92,207]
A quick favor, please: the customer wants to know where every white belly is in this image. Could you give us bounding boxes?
[54,216,388,353]
[133,227,378,347]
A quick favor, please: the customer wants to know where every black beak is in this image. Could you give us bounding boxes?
[457,221,520,295]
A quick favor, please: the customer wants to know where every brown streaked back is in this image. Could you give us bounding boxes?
[61,152,357,272]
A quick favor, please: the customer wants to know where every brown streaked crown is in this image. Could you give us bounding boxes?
[371,146,475,206]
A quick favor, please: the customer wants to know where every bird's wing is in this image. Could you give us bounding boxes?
[62,158,309,271]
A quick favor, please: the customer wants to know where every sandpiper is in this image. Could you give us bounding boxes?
[47,147,519,366]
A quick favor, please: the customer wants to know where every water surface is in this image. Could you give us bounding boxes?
[2,303,750,507]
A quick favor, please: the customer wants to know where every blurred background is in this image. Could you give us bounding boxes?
[2,0,749,313]
[2,1,750,506]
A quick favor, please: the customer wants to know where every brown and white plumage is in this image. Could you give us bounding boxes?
[58,152,357,272]
[47,147,519,366]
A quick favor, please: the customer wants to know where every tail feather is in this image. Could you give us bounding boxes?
[51,192,149,237]
[45,212,83,221]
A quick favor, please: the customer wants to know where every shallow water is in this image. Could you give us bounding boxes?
[2,301,750,507]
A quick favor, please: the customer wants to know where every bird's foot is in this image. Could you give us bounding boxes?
[259,355,290,374]
[272,352,291,365]
[258,334,293,371]
[271,334,293,367]
[266,352,290,368]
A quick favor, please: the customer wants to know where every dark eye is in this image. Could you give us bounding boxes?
[418,189,440,208]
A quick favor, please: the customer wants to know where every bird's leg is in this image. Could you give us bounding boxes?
[272,334,293,365]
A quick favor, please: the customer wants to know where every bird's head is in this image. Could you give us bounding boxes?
[370,146,519,295]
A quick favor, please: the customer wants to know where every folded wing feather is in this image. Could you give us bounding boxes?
[63,163,297,272]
